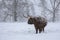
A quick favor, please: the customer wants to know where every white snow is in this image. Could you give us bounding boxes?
[0,22,60,40]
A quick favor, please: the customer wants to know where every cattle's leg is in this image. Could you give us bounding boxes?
[39,28,42,33]
[36,28,38,34]
[42,28,44,32]
[35,26,38,34]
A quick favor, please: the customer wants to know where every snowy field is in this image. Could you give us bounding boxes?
[0,22,60,40]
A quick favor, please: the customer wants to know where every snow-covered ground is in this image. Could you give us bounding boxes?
[0,22,60,40]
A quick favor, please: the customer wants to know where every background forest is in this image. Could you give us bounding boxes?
[0,0,60,22]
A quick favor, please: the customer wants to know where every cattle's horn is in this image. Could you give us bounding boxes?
[23,14,32,19]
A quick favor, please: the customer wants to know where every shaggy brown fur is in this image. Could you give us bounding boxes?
[28,16,47,34]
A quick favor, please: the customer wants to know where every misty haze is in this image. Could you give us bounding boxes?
[0,0,60,40]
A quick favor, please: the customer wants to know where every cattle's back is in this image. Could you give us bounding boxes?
[34,16,47,28]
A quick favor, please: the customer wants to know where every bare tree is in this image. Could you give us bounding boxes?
[0,0,32,22]
[0,0,11,22]
[22,0,35,18]
[39,0,47,18]
[39,0,60,22]
[30,3,35,16]
[50,0,60,22]
[13,0,18,22]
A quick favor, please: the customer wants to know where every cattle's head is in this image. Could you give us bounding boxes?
[28,17,34,24]
[27,17,39,24]
[23,14,35,24]
[23,14,47,25]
